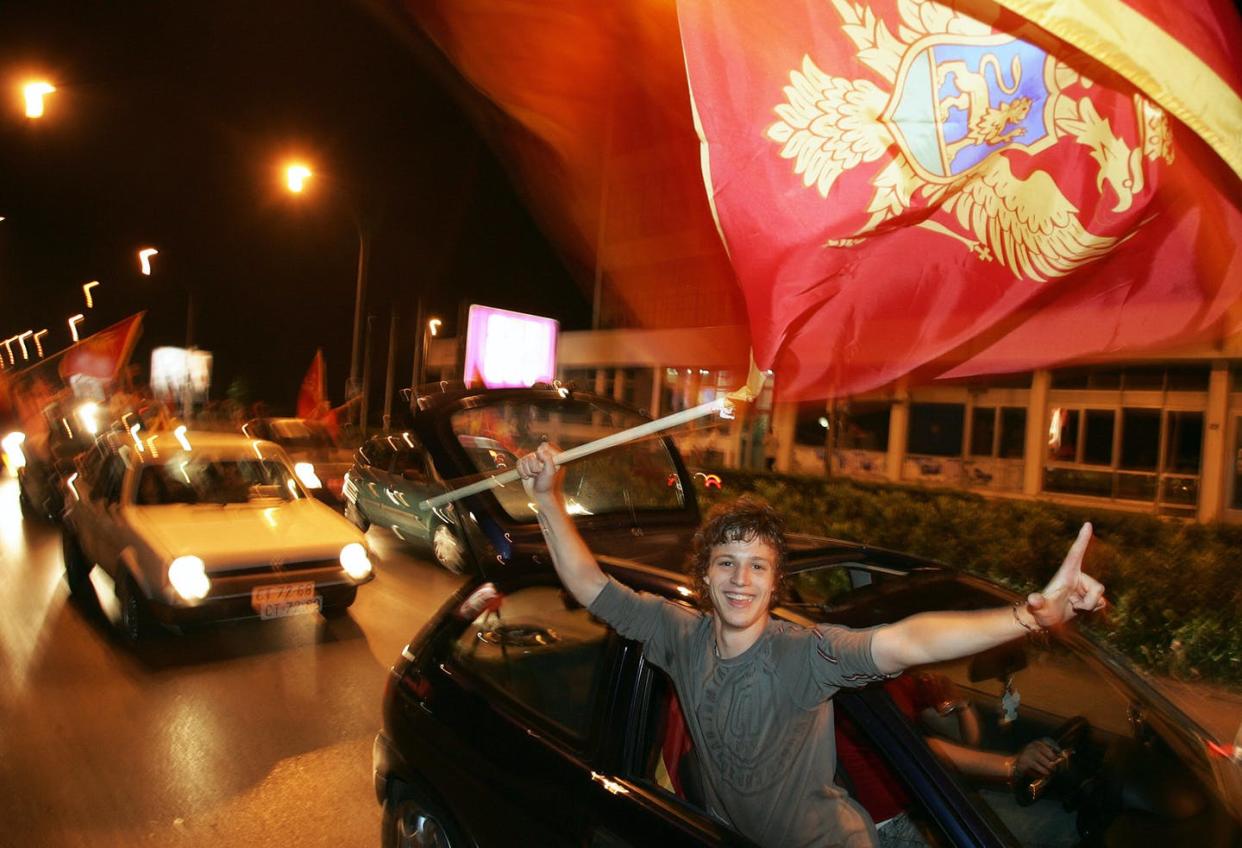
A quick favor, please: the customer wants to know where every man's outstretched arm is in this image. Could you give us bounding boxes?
[517,443,608,608]
[870,523,1105,675]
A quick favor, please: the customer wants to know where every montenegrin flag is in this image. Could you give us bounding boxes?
[297,348,329,420]
[677,0,1242,400]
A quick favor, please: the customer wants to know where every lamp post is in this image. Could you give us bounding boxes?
[282,160,371,427]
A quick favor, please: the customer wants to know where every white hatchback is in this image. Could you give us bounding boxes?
[62,430,374,640]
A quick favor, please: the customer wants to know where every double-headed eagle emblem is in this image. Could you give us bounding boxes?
[766,0,1174,282]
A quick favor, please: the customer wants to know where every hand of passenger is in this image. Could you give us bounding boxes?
[517,441,562,498]
[1011,738,1061,778]
[1027,523,1106,629]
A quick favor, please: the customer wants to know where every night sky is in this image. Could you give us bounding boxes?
[0,1,592,415]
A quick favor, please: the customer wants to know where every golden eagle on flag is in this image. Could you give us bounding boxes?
[679,0,1242,399]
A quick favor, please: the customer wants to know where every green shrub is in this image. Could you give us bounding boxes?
[698,470,1242,687]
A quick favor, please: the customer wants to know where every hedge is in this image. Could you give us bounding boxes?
[697,469,1242,687]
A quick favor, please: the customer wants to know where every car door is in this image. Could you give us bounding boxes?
[73,453,128,576]
[385,440,436,542]
[404,581,622,845]
[350,437,392,525]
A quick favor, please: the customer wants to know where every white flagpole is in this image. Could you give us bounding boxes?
[419,397,729,511]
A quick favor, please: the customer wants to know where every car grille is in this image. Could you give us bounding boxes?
[216,558,339,578]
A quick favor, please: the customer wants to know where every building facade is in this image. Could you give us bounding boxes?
[427,325,1242,524]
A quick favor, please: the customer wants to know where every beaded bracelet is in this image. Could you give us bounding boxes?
[1011,601,1043,635]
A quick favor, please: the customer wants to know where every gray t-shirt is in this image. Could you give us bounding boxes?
[590,578,890,848]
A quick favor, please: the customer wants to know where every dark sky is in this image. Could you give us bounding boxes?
[0,0,592,415]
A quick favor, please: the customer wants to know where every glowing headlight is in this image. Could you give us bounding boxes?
[168,555,210,601]
[339,543,372,580]
[294,462,322,489]
[2,431,27,471]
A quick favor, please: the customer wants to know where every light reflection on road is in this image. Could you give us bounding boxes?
[0,471,468,846]
[0,477,70,700]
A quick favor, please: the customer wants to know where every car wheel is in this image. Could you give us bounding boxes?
[61,530,92,598]
[383,784,459,848]
[431,521,464,574]
[346,500,371,533]
[117,573,152,643]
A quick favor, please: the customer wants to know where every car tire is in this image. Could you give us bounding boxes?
[117,573,152,643]
[61,530,93,599]
[382,782,460,848]
[430,521,464,574]
[346,500,371,533]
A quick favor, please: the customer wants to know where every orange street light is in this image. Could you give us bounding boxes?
[68,314,85,342]
[428,318,442,337]
[15,330,33,360]
[83,280,100,307]
[23,80,55,118]
[138,247,158,275]
[32,329,48,358]
[1,336,15,365]
[285,162,312,193]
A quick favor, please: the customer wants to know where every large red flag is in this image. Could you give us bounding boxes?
[678,0,1242,400]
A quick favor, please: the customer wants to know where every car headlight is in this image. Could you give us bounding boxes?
[294,462,322,489]
[168,555,210,601]
[339,542,372,580]
[2,431,27,471]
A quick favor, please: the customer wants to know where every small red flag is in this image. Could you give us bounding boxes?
[678,0,1242,400]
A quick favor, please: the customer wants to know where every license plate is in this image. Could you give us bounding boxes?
[251,582,320,619]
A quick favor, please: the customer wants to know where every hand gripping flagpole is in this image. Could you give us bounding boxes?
[418,357,768,512]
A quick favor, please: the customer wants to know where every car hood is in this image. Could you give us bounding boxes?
[126,500,364,568]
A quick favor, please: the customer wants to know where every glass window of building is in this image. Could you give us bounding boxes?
[840,402,891,451]
[969,407,995,456]
[1048,408,1079,462]
[998,408,1026,458]
[1120,409,1161,471]
[1164,411,1203,474]
[908,403,964,457]
[1082,410,1115,465]
[795,401,830,447]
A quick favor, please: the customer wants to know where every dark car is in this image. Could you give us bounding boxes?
[242,417,353,507]
[372,388,1242,847]
[345,388,701,575]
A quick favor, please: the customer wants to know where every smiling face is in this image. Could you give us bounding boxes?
[703,535,778,647]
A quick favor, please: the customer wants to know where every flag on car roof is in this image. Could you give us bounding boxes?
[677,0,1242,400]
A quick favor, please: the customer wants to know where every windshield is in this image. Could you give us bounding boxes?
[269,420,336,449]
[450,397,686,522]
[134,457,306,505]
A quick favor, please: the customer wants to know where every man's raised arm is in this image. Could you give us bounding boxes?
[870,523,1105,675]
[517,443,609,607]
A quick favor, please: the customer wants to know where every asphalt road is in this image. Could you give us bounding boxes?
[0,476,467,848]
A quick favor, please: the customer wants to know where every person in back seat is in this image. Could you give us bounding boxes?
[518,442,1104,848]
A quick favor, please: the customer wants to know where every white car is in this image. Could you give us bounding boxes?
[61,430,374,640]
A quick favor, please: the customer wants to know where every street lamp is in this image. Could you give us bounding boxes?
[22,80,55,118]
[280,158,371,426]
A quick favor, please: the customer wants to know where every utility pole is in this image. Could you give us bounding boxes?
[360,314,375,438]
[383,308,398,431]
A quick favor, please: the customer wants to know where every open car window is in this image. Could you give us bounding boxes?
[449,397,686,522]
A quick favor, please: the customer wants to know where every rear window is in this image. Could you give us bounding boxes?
[450,397,686,522]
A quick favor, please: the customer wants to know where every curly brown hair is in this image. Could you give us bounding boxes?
[688,496,789,612]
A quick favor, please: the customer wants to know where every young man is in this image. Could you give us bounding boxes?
[517,442,1105,848]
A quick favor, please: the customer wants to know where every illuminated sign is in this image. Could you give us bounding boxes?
[462,305,558,389]
[151,347,213,401]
